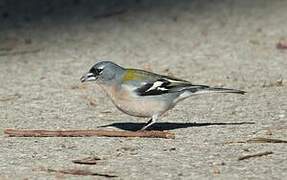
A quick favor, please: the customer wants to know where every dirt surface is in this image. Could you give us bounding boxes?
[0,0,287,179]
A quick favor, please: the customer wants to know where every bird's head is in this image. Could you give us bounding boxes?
[80,61,124,85]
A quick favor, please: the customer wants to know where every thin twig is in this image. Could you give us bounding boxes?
[0,94,21,102]
[72,156,101,165]
[44,168,117,177]
[238,151,273,161]
[225,137,287,144]
[246,137,287,143]
[0,48,42,56]
[4,128,175,139]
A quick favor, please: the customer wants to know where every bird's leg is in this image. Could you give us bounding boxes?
[140,119,155,130]
[140,115,158,130]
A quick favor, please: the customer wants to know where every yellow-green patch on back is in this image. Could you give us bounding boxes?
[123,69,142,81]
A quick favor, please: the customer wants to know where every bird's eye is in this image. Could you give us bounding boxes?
[90,67,103,75]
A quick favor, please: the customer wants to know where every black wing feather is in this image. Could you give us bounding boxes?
[136,79,170,96]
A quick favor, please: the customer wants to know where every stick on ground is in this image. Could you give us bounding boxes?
[238,151,273,161]
[72,156,101,165]
[4,128,175,139]
[0,48,42,56]
[44,168,117,177]
[225,137,287,144]
[246,137,287,143]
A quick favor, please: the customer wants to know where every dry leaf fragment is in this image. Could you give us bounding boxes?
[277,40,287,49]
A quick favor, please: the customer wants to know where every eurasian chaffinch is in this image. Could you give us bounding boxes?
[81,61,245,130]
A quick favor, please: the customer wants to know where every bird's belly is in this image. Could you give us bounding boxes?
[113,97,169,117]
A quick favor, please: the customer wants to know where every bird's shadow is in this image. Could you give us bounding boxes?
[98,121,255,131]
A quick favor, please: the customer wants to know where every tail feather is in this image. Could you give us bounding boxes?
[206,87,246,94]
[175,85,245,103]
[187,86,246,95]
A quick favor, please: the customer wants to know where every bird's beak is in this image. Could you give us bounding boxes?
[80,72,97,83]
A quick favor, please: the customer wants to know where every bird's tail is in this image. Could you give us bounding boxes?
[175,85,245,103]
[204,87,245,94]
[186,85,246,95]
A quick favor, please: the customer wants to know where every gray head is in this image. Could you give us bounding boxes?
[80,61,125,85]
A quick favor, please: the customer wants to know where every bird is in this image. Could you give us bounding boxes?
[80,61,245,130]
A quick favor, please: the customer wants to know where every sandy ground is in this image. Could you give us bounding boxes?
[0,0,287,179]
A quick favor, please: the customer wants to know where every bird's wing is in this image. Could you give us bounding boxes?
[136,78,213,96]
[121,69,211,96]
